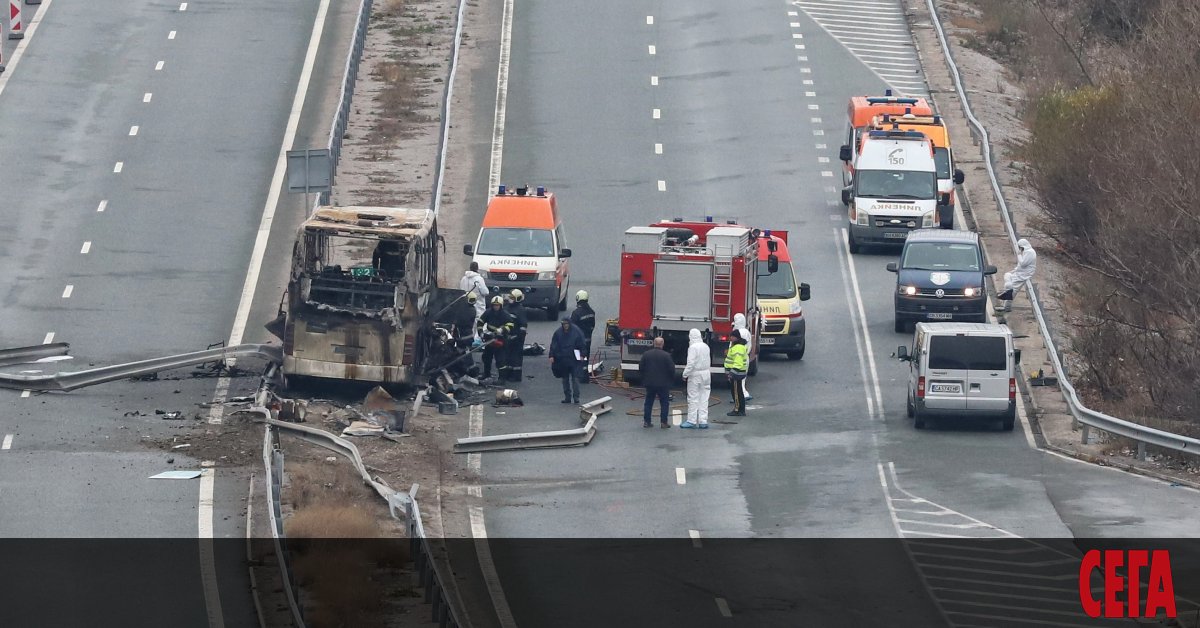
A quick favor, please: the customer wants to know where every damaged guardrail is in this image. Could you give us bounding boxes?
[0,343,280,392]
[579,396,613,423]
[454,414,598,454]
[927,0,1200,458]
[0,342,70,367]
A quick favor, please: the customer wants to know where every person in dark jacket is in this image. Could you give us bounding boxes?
[549,317,587,403]
[569,290,597,359]
[477,296,515,380]
[638,337,676,429]
[450,292,479,373]
[504,289,529,382]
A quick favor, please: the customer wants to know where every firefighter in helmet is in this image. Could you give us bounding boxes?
[504,289,529,382]
[477,295,515,380]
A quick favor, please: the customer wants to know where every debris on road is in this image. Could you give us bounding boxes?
[160,411,184,420]
[341,421,385,438]
[149,470,201,480]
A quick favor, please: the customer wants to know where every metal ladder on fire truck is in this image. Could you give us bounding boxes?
[711,240,735,323]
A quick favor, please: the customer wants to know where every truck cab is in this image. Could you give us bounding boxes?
[463,185,571,317]
[869,113,965,229]
[755,231,811,360]
[841,129,945,253]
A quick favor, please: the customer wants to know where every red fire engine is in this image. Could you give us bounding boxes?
[614,219,762,383]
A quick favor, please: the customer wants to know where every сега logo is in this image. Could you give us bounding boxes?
[1079,549,1176,618]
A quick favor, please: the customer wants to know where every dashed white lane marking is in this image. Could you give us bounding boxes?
[797,55,808,61]
[689,529,702,548]
[671,408,682,426]
[96,200,108,212]
[155,60,165,71]
[820,171,833,177]
[43,332,55,344]
[810,117,822,123]
[2,435,13,450]
[198,461,225,628]
[818,157,829,163]
[20,391,30,398]
[799,64,810,70]
[61,285,73,299]
[113,162,124,173]
[652,108,661,119]
[646,15,653,25]
[129,125,139,136]
[168,30,177,40]
[80,242,91,254]
[835,229,882,419]
[812,129,824,135]
[650,75,658,86]
[675,467,686,485]
[788,10,798,16]
[648,44,656,55]
[715,598,732,617]
[143,92,152,103]
[790,21,801,27]
[179,2,188,10]
[654,143,663,154]
[657,180,666,192]
[794,44,806,50]
[803,79,813,85]
[807,104,819,110]
[805,90,816,97]
[791,33,803,39]
[815,143,827,149]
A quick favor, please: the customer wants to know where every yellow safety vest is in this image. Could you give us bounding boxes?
[724,343,748,374]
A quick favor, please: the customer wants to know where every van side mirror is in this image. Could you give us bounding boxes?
[841,188,852,206]
[984,265,997,275]
[462,244,474,256]
[839,145,852,162]
[886,262,899,273]
[938,193,951,206]
[953,169,965,185]
[799,282,811,301]
[896,345,910,361]
[767,254,779,274]
[559,248,572,258]
[1013,348,1022,364]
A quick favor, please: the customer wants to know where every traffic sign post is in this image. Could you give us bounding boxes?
[8,0,23,40]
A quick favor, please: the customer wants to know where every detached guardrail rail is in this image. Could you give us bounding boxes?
[926,0,1200,459]
[0,342,70,367]
[0,343,280,391]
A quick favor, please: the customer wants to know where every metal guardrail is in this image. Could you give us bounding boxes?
[0,342,69,367]
[454,415,599,453]
[0,343,280,391]
[926,0,1200,457]
[321,0,374,205]
[263,425,306,628]
[430,0,470,216]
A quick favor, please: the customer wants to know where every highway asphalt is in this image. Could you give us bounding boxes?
[0,0,359,625]
[451,0,1200,626]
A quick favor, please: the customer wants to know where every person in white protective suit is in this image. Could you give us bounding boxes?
[995,238,1037,313]
[732,313,752,400]
[680,328,711,429]
[459,262,489,318]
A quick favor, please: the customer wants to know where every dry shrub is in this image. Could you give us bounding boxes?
[1020,2,1200,422]
[372,60,431,143]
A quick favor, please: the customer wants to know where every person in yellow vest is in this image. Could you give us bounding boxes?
[723,329,749,416]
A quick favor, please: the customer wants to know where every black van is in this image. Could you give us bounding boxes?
[886,229,996,333]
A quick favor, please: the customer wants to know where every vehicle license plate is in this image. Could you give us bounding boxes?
[883,232,908,239]
[930,383,962,394]
[626,339,654,346]
[927,312,953,320]
[759,338,775,345]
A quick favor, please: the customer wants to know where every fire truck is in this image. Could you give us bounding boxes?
[613,219,763,383]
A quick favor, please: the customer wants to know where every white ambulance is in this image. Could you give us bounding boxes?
[840,129,946,254]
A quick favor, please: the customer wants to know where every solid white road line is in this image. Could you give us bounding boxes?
[155,60,165,71]
[468,404,482,473]
[96,200,108,212]
[689,529,702,548]
[80,242,91,254]
[1,434,13,450]
[838,228,885,415]
[199,462,224,628]
[43,332,54,344]
[487,0,515,191]
[129,126,139,136]
[836,230,880,419]
[0,0,57,97]
[471,506,519,628]
[61,285,73,299]
[113,162,124,173]
[676,467,686,484]
[715,598,732,617]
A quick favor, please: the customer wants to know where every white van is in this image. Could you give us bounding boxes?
[895,322,1018,431]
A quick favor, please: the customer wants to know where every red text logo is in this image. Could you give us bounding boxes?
[1079,549,1176,618]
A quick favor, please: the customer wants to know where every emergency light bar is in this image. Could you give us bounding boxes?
[866,97,920,105]
[867,129,928,139]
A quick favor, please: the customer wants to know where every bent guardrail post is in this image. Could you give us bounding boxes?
[0,343,281,391]
[925,0,1200,459]
[454,415,598,453]
[579,396,613,422]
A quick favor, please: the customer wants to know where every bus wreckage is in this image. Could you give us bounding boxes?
[266,205,462,387]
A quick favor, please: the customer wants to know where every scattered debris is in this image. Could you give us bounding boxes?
[523,342,545,356]
[149,470,202,480]
[342,421,386,438]
[161,411,184,420]
[171,444,192,450]
[494,389,523,407]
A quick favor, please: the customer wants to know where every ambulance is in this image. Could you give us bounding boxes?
[840,129,945,254]
[869,113,964,228]
[841,91,933,188]
[755,231,810,360]
[463,185,571,317]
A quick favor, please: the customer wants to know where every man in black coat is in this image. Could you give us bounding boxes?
[569,290,597,359]
[638,337,676,429]
[477,296,515,380]
[504,289,529,382]
[549,317,587,404]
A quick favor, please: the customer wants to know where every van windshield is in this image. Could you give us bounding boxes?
[757,261,796,299]
[856,170,937,200]
[902,242,981,272]
[934,147,951,179]
[928,335,1007,371]
[476,228,555,257]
